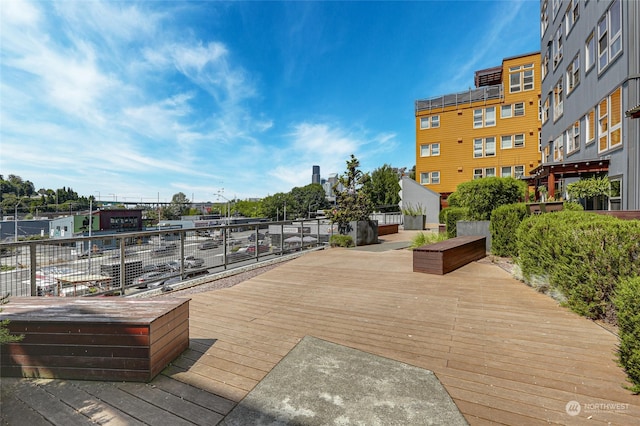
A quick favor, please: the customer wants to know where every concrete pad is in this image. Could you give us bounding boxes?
[221,336,468,426]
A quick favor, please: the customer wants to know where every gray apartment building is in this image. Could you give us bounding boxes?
[536,0,640,209]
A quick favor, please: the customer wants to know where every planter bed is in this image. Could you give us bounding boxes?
[413,235,486,275]
[0,297,189,382]
[378,223,399,236]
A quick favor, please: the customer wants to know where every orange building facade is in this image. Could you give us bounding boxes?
[415,52,542,201]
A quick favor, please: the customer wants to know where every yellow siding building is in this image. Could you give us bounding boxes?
[415,52,542,201]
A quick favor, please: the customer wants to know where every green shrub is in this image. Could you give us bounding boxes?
[454,177,526,220]
[562,201,584,211]
[490,203,527,257]
[410,231,447,249]
[329,234,354,248]
[443,207,469,238]
[614,276,640,393]
[516,211,640,320]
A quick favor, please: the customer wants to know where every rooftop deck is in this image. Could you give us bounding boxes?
[2,231,638,425]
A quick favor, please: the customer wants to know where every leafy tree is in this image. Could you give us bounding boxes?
[567,175,610,200]
[326,154,374,233]
[290,183,330,218]
[261,192,296,221]
[363,164,401,212]
[165,192,190,219]
[234,200,263,217]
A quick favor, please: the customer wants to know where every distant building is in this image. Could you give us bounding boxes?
[415,52,542,203]
[312,165,321,184]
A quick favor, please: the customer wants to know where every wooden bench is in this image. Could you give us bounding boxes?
[413,235,486,275]
[378,223,399,236]
[0,297,189,382]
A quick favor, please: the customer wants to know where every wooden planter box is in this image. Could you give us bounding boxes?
[378,223,399,236]
[413,236,486,275]
[0,297,189,382]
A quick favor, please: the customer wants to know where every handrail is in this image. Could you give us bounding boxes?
[0,219,327,297]
[415,84,503,114]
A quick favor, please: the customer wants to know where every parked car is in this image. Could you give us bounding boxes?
[248,232,266,242]
[184,256,205,268]
[134,271,171,288]
[151,245,176,257]
[246,245,270,254]
[197,240,219,250]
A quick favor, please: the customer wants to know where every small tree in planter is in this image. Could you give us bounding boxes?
[326,155,377,245]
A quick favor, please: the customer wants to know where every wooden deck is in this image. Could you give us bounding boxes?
[2,232,639,425]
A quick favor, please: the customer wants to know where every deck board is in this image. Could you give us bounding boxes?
[2,236,639,425]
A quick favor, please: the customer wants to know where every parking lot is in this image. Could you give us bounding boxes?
[0,221,326,297]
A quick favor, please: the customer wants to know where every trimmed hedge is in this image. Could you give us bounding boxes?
[454,177,526,220]
[329,234,354,248]
[516,211,640,320]
[490,203,527,257]
[440,207,469,238]
[614,276,640,393]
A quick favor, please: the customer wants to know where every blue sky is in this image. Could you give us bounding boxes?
[1,0,540,203]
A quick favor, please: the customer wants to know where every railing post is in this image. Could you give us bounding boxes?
[119,238,126,296]
[30,243,37,296]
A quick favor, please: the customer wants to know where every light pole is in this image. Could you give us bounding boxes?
[308,203,319,219]
[216,191,231,224]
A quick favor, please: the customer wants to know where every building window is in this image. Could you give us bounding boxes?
[474,137,495,158]
[420,115,439,130]
[514,134,525,148]
[567,121,580,154]
[598,0,622,73]
[473,109,483,128]
[473,168,483,180]
[609,178,622,210]
[553,134,564,161]
[473,107,495,128]
[541,0,549,36]
[485,137,496,156]
[553,78,563,120]
[514,102,525,117]
[420,143,440,157]
[585,108,595,144]
[431,171,440,184]
[509,64,535,93]
[501,166,512,178]
[501,135,512,150]
[485,107,496,127]
[501,105,512,119]
[564,0,579,35]
[553,26,563,68]
[420,172,430,185]
[566,54,580,94]
[485,167,496,177]
[514,165,525,179]
[542,45,550,81]
[420,172,439,185]
[474,138,483,158]
[542,96,549,123]
[598,87,622,153]
[585,31,595,72]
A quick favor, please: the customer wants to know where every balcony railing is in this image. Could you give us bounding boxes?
[0,219,329,298]
[415,84,504,114]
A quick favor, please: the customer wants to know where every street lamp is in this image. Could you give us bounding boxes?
[216,190,231,224]
[308,203,319,219]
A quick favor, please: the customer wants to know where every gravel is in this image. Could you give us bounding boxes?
[158,261,289,298]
